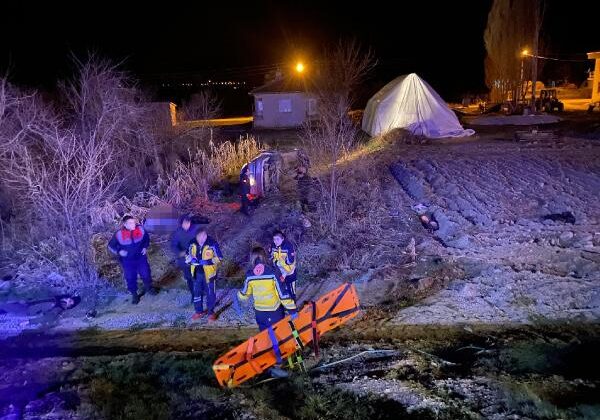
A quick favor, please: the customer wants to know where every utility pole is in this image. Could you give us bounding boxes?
[530,1,544,113]
[520,49,529,102]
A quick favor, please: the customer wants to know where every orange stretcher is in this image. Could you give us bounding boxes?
[213,283,360,388]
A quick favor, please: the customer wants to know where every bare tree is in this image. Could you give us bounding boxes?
[0,78,52,157]
[530,1,545,112]
[61,55,161,189]
[303,40,376,232]
[175,90,223,151]
[484,0,544,104]
[180,90,222,122]
[0,55,155,293]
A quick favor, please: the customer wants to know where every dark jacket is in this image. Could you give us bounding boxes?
[108,226,150,261]
[170,224,201,257]
[240,165,251,196]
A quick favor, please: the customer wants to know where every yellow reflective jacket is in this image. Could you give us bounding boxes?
[188,236,222,282]
[238,263,296,312]
[270,240,296,276]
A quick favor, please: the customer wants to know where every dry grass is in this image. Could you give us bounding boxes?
[91,192,163,228]
[212,134,263,179]
[162,135,263,207]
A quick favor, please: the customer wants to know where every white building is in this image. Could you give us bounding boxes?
[250,76,317,128]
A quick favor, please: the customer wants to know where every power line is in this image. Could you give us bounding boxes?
[525,54,590,62]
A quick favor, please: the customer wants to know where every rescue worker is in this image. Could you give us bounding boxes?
[170,213,199,302]
[108,215,157,304]
[269,230,298,301]
[186,228,222,321]
[239,164,251,216]
[294,165,317,212]
[238,247,296,331]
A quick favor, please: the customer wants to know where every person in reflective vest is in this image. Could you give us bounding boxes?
[238,247,296,331]
[269,230,297,301]
[186,228,222,321]
[108,215,157,304]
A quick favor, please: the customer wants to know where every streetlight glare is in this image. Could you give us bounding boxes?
[521,49,529,57]
[295,62,305,73]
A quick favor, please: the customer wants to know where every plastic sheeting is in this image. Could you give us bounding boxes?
[362,73,474,138]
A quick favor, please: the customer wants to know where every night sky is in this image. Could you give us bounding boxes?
[1,1,598,105]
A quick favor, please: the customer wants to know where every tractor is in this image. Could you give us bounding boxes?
[535,89,564,113]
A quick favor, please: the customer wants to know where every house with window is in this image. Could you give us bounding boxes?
[249,75,317,128]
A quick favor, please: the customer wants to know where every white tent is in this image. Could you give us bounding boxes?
[362,73,474,138]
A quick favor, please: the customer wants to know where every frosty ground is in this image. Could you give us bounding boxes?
[1,116,599,419]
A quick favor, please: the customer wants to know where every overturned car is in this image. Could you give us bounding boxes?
[240,151,291,200]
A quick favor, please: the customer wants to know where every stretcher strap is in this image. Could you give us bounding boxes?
[267,326,282,364]
[311,301,320,357]
[286,351,306,372]
[296,352,306,372]
[245,339,262,374]
[288,319,304,350]
[246,337,254,360]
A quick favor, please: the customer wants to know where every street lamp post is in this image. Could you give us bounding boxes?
[520,49,529,102]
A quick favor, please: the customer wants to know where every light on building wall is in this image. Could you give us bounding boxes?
[295,62,305,73]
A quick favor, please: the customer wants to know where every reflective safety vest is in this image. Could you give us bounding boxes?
[270,240,296,276]
[188,237,222,281]
[238,264,296,312]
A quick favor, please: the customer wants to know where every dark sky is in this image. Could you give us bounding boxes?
[1,1,598,101]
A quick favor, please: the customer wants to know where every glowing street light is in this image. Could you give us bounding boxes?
[295,62,305,73]
[521,49,529,57]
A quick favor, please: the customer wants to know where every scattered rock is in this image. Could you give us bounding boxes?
[559,231,575,247]
[444,233,471,250]
[572,233,593,249]
[453,282,479,298]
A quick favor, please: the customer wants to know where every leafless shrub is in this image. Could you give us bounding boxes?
[302,40,376,233]
[0,56,158,295]
[179,90,222,122]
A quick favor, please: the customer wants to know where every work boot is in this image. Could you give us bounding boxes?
[191,310,208,321]
[131,293,140,305]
